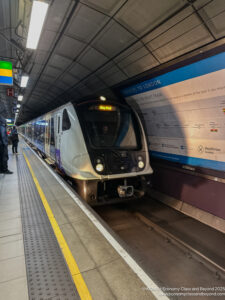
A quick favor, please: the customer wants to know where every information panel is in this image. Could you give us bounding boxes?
[121,52,225,171]
[0,61,13,85]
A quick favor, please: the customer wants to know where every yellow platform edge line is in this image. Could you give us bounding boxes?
[23,152,93,300]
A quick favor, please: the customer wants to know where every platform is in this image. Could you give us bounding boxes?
[0,141,165,300]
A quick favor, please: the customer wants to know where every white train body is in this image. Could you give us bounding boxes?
[20,100,153,204]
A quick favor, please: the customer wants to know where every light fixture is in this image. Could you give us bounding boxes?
[96,163,104,172]
[138,161,145,169]
[18,95,23,101]
[99,96,106,101]
[26,1,49,49]
[17,104,21,108]
[20,75,29,87]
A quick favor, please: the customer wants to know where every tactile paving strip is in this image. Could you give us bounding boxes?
[17,154,80,300]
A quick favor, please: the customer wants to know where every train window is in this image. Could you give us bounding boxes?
[62,109,71,131]
[45,120,50,145]
[58,116,60,133]
[50,117,55,158]
[77,104,140,149]
[50,117,55,146]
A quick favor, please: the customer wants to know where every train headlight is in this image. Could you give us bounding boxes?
[138,161,145,169]
[96,163,104,172]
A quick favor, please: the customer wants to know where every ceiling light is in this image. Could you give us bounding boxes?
[26,1,49,49]
[17,104,21,108]
[18,95,23,101]
[100,96,106,101]
[20,75,29,87]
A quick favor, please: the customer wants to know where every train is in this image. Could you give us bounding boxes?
[19,99,153,205]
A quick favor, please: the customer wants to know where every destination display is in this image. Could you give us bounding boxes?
[121,52,225,171]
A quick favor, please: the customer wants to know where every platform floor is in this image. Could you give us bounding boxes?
[0,150,28,299]
[0,142,163,300]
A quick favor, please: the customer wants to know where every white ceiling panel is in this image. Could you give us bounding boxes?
[92,20,137,58]
[80,0,126,16]
[66,4,109,43]
[84,75,107,92]
[193,0,212,9]
[45,0,73,32]
[41,74,56,84]
[205,11,225,39]
[50,86,64,96]
[56,35,86,59]
[115,0,185,37]
[69,63,91,79]
[78,47,108,71]
[49,54,73,70]
[37,30,57,51]
[151,25,213,63]
[142,6,195,44]
[61,73,79,87]
[116,46,150,69]
[198,0,225,39]
[36,81,49,90]
[44,66,62,78]
[30,64,43,76]
[35,51,48,65]
[46,90,58,98]
[67,88,81,98]
[54,80,70,91]
[146,12,203,51]
[113,41,144,64]
[97,63,128,86]
[122,53,159,77]
[75,82,92,97]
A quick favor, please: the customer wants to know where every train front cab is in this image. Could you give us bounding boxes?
[74,101,153,204]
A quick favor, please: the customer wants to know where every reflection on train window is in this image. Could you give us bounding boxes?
[62,109,71,131]
[79,105,140,149]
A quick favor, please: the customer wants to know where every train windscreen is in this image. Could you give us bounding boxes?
[77,103,140,149]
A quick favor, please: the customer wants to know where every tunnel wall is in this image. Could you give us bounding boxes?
[121,51,225,220]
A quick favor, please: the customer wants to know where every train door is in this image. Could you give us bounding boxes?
[55,112,62,167]
[45,116,51,155]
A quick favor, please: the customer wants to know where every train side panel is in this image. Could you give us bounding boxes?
[58,104,97,179]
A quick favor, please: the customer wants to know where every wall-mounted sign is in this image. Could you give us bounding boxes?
[6,87,14,96]
[121,52,225,172]
[0,61,13,85]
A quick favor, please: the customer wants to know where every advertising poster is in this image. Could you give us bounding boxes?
[121,52,225,172]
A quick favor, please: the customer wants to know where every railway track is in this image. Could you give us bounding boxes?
[95,199,225,299]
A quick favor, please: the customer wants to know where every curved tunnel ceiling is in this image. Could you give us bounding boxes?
[0,0,225,124]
